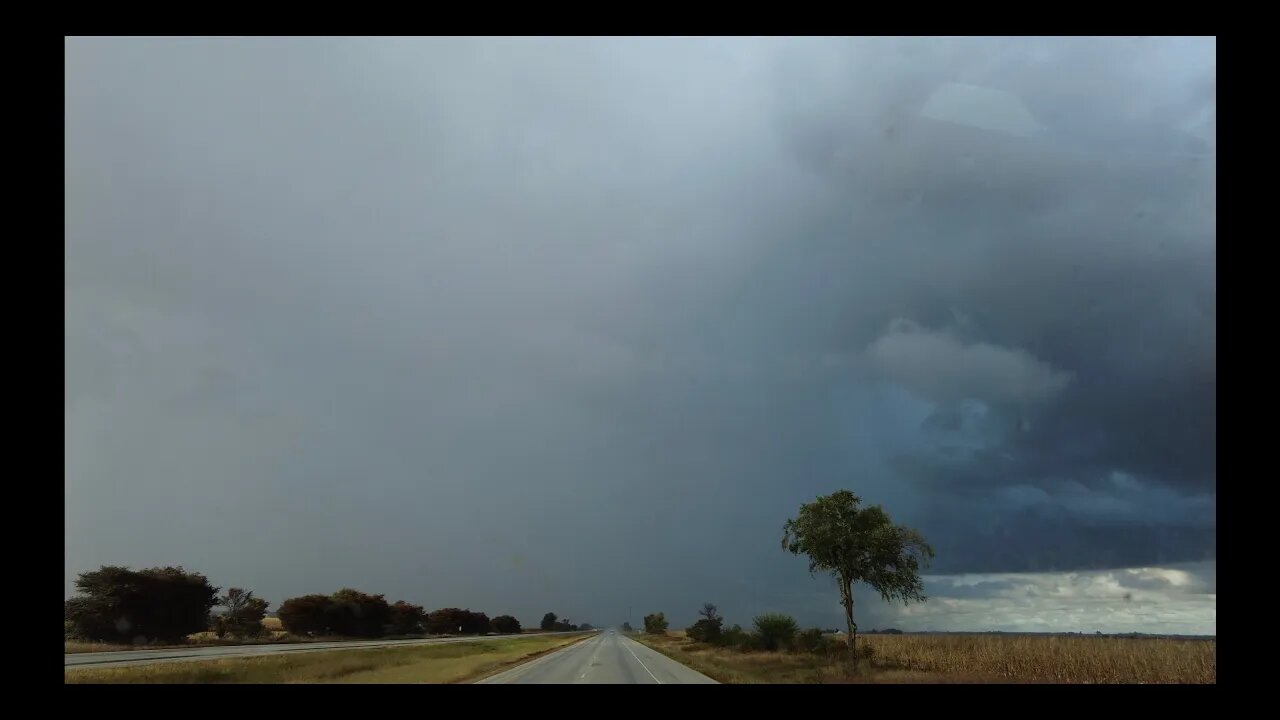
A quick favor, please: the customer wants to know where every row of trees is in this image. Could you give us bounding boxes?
[64,565,531,644]
[271,593,529,638]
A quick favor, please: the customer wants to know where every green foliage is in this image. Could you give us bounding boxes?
[793,627,828,654]
[714,623,750,649]
[65,596,116,641]
[622,621,633,632]
[538,611,575,632]
[277,594,334,636]
[686,618,723,643]
[426,607,490,634]
[781,489,934,649]
[328,589,393,638]
[643,612,668,634]
[217,588,269,638]
[753,612,799,651]
[491,615,522,634]
[389,601,427,635]
[65,565,219,643]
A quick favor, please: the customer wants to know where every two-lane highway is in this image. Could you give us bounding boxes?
[478,629,716,684]
[65,631,587,671]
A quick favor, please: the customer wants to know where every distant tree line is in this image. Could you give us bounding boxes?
[642,602,876,658]
[539,612,591,632]
[64,565,544,644]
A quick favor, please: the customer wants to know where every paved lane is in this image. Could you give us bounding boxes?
[65,631,587,670]
[478,629,716,684]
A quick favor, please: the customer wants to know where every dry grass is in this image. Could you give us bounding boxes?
[67,633,307,653]
[634,632,1215,684]
[65,633,592,684]
[65,641,139,654]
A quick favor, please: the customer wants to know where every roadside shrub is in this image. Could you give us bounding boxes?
[715,623,750,649]
[753,612,799,651]
[686,618,723,643]
[643,612,669,634]
[794,627,827,654]
[65,565,219,643]
[491,615,522,634]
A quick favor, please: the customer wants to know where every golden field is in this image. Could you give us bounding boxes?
[633,631,1215,684]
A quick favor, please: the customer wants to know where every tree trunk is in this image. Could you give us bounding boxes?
[840,576,856,658]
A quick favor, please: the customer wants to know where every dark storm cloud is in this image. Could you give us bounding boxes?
[66,37,1212,630]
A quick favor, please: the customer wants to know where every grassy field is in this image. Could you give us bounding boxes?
[66,633,592,684]
[633,631,1215,684]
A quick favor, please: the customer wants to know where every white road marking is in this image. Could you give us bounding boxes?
[622,638,662,684]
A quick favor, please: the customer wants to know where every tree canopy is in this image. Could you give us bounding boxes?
[781,489,934,653]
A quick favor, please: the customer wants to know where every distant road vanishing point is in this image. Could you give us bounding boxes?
[478,629,717,684]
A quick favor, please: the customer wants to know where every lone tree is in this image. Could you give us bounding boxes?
[214,588,269,638]
[698,603,721,623]
[491,615,522,634]
[781,489,934,656]
[643,612,668,634]
[687,603,723,643]
[540,612,558,631]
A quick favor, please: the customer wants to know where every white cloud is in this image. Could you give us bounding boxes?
[877,561,1215,635]
[866,319,1072,406]
[918,82,1046,138]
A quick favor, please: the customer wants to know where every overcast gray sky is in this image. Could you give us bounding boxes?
[65,37,1215,635]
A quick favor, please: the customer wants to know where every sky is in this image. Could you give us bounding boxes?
[65,37,1215,635]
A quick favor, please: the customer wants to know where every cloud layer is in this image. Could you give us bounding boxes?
[66,37,1214,630]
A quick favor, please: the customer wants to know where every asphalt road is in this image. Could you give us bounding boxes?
[65,631,587,670]
[478,629,717,684]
